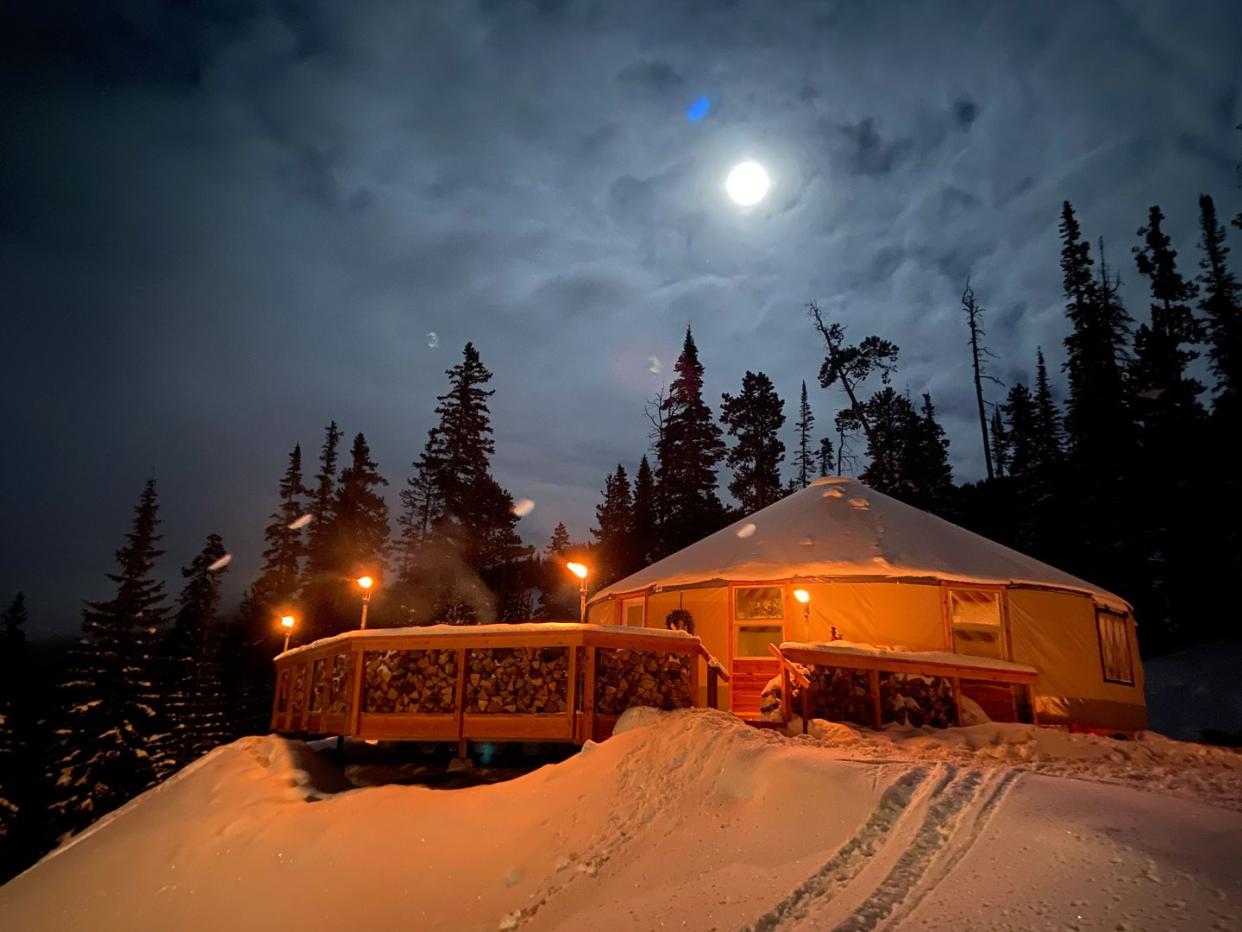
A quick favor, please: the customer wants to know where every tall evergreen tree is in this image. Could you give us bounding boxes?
[655,328,726,555]
[50,481,168,838]
[817,436,834,478]
[989,408,1010,478]
[1031,349,1064,470]
[151,534,231,781]
[303,422,342,581]
[0,593,29,877]
[257,445,305,608]
[909,394,954,511]
[1197,194,1242,418]
[720,371,787,513]
[592,465,635,585]
[333,433,391,579]
[631,455,657,568]
[841,389,951,511]
[546,522,572,558]
[1001,383,1039,477]
[792,381,815,488]
[1060,203,1132,468]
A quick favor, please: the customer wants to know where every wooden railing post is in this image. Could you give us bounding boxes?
[583,645,597,742]
[707,664,719,710]
[454,647,468,760]
[869,669,882,730]
[348,644,365,738]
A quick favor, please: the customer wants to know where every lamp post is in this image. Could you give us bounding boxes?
[566,562,589,623]
[279,614,296,653]
[356,575,375,630]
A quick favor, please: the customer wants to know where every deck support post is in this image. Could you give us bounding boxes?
[869,669,882,730]
[707,665,719,711]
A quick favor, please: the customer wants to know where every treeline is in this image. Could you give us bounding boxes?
[1,191,1239,881]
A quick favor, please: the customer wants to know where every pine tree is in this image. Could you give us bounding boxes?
[547,522,572,558]
[1001,383,1038,476]
[961,281,997,480]
[150,534,231,781]
[909,394,954,511]
[989,408,1009,478]
[1060,203,1132,468]
[655,327,726,555]
[301,422,343,636]
[842,389,951,511]
[592,465,634,585]
[1197,194,1242,418]
[792,381,815,488]
[257,445,305,608]
[50,480,168,838]
[720,370,786,513]
[333,433,391,580]
[817,436,834,477]
[631,456,657,568]
[1032,349,1064,470]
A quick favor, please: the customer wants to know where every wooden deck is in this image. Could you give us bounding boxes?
[771,643,1039,732]
[271,623,729,747]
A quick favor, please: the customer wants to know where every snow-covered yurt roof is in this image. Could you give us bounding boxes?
[591,477,1129,611]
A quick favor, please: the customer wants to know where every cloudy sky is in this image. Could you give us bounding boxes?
[2,0,1240,636]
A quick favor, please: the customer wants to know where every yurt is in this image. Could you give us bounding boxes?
[586,477,1145,732]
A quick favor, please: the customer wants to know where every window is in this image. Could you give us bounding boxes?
[734,587,783,658]
[948,587,1004,660]
[623,598,645,628]
[1097,609,1134,685]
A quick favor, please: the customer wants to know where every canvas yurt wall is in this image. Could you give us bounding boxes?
[586,477,1147,731]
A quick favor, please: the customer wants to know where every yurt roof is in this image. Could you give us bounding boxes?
[590,477,1130,612]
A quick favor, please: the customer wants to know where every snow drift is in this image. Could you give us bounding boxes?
[1,710,1240,931]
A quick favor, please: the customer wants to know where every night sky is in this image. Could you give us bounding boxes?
[2,1,1240,638]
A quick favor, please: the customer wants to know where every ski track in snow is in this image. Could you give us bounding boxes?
[746,765,1024,932]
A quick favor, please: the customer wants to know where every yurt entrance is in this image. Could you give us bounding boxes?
[729,584,786,718]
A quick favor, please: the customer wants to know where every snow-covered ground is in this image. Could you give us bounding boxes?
[1,710,1240,931]
[1145,639,1242,743]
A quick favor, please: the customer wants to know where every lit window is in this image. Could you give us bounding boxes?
[734,587,783,658]
[623,599,644,627]
[1097,610,1134,685]
[949,588,1004,659]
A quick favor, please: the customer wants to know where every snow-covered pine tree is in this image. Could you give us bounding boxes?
[792,381,815,488]
[150,534,231,781]
[50,480,168,839]
[592,465,634,586]
[720,370,786,514]
[1197,195,1242,420]
[631,456,657,568]
[656,327,726,555]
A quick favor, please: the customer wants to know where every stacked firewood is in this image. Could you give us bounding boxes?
[309,659,326,712]
[276,671,290,712]
[466,647,569,714]
[363,649,459,713]
[328,654,350,712]
[594,648,694,716]
[878,672,955,728]
[807,665,873,726]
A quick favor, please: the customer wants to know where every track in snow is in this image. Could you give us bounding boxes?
[746,765,1021,932]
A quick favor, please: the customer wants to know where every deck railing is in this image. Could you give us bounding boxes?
[271,623,728,748]
[770,643,1038,732]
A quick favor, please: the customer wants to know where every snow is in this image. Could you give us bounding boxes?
[780,640,1038,676]
[278,622,697,659]
[592,477,1130,611]
[2,711,1239,931]
[1144,639,1242,742]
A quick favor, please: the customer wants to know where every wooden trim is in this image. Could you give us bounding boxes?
[348,647,365,734]
[1095,608,1136,686]
[566,644,578,735]
[582,645,596,742]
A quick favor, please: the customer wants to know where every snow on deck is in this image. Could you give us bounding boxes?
[2,710,1239,931]
[278,621,697,660]
[780,639,1039,676]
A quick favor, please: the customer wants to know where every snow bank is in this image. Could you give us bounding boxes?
[2,712,1240,931]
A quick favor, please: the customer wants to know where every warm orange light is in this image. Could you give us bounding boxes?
[566,562,588,579]
[356,575,374,590]
[793,589,811,604]
[280,614,296,630]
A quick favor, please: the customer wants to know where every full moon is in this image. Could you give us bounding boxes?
[725,160,770,206]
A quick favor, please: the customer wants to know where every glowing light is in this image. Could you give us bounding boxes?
[427,331,440,349]
[793,589,810,604]
[207,554,232,572]
[725,161,770,206]
[512,498,536,517]
[356,575,374,590]
[288,514,313,529]
[648,356,663,374]
[686,96,711,121]
[566,562,588,580]
[280,615,296,630]
[736,522,757,539]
